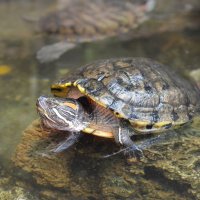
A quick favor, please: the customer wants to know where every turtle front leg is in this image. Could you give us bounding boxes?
[113,120,143,159]
[51,132,82,153]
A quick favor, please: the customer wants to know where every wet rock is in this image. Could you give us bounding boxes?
[13,119,200,199]
[0,176,36,200]
[190,68,200,86]
[0,187,27,200]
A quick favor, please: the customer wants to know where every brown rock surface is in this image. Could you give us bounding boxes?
[13,120,71,188]
[13,119,200,199]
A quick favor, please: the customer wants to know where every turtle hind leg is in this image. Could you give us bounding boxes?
[137,130,178,150]
[50,132,82,153]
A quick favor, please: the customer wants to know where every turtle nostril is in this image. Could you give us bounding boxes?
[36,96,49,111]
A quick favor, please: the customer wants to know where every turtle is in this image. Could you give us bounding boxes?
[36,57,200,156]
[36,0,155,63]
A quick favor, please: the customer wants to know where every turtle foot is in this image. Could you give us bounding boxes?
[125,145,144,160]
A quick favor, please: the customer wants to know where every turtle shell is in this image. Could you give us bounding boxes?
[39,0,150,41]
[51,58,200,133]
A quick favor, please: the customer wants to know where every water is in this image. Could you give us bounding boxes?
[0,0,200,199]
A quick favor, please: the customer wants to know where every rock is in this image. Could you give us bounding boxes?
[101,122,200,200]
[0,177,36,200]
[190,68,200,86]
[13,120,72,189]
[13,119,200,199]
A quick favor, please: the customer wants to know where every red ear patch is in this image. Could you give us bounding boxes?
[63,102,78,110]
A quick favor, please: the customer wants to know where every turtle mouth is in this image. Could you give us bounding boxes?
[36,96,57,127]
[37,107,58,130]
[36,97,47,117]
[36,105,44,116]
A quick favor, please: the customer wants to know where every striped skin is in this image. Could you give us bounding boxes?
[51,58,200,134]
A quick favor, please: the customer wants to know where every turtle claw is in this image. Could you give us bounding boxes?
[125,145,144,160]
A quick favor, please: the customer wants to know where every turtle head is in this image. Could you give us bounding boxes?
[36,96,89,132]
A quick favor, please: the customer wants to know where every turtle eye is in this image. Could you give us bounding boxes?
[47,100,56,107]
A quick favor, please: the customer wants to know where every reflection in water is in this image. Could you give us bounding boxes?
[0,0,199,199]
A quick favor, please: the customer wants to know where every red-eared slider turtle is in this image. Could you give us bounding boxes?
[36,58,200,156]
[37,0,155,63]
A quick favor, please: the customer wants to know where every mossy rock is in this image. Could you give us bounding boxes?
[13,120,200,200]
